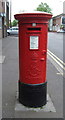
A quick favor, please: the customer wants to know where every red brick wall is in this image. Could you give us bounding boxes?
[56,17,61,25]
[53,17,61,26]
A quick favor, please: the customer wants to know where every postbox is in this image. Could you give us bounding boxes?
[14,12,52,108]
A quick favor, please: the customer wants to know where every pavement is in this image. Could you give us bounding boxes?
[0,38,2,120]
[1,34,64,119]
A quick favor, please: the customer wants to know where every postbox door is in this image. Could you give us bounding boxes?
[19,25,47,84]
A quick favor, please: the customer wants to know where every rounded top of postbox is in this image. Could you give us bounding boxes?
[14,11,52,22]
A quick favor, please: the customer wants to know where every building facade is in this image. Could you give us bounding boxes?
[0,0,9,39]
[63,1,65,14]
[49,13,65,32]
[0,0,2,38]
[52,13,65,32]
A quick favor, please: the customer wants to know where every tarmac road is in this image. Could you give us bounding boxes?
[48,32,63,61]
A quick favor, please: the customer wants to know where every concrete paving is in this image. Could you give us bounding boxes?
[2,35,63,118]
[0,56,5,63]
[0,38,2,120]
[0,39,2,56]
[15,94,56,112]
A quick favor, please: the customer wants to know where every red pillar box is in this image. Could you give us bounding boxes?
[14,12,52,108]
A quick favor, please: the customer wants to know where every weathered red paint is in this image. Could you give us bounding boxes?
[14,12,52,84]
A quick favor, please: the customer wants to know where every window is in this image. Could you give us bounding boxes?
[62,17,65,24]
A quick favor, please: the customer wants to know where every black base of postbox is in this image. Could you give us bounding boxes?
[19,81,47,108]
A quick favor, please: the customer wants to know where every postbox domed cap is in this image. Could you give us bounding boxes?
[16,11,52,14]
[14,11,52,23]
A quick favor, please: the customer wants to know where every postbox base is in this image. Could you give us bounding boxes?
[19,81,47,108]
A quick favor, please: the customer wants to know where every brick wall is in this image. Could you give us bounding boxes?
[0,0,8,38]
[56,17,61,25]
